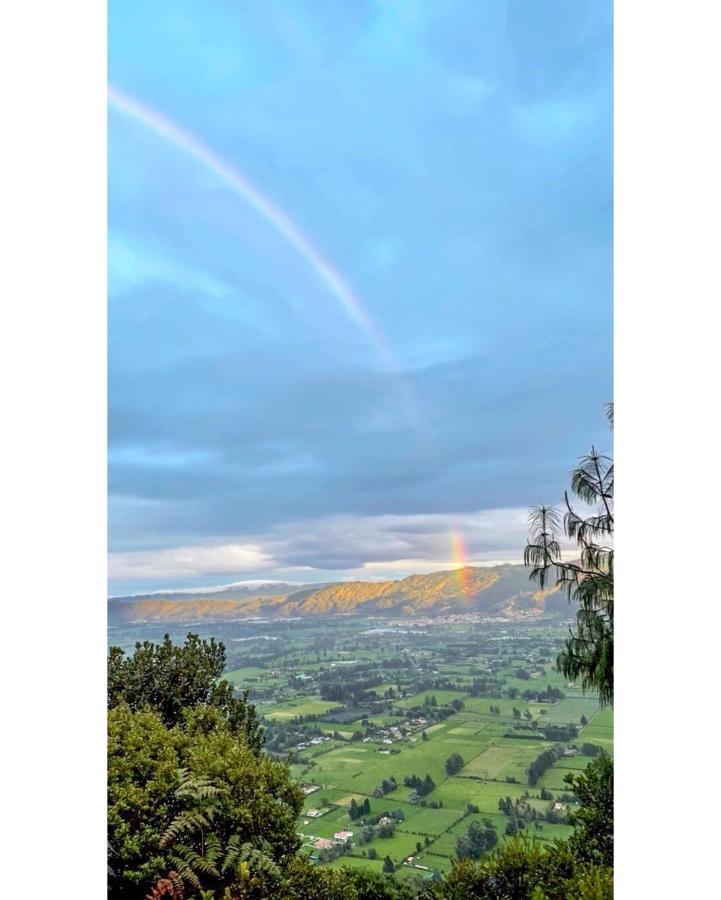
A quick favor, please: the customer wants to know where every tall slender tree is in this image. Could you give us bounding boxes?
[524,407,613,705]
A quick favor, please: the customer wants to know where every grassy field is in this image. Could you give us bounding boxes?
[263,699,342,720]
[206,618,613,878]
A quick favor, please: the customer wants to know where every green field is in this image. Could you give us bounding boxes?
[263,699,342,720]
[119,616,612,880]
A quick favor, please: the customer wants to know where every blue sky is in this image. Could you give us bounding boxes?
[108,0,612,595]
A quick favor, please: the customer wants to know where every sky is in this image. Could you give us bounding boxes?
[108,0,612,596]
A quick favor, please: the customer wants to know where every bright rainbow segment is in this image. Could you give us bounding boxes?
[108,85,398,372]
[450,529,473,597]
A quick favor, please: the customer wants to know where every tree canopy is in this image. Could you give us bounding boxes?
[108,632,263,751]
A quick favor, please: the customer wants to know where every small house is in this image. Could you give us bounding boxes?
[312,838,334,850]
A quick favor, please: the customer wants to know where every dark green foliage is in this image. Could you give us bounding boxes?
[456,819,498,860]
[108,633,263,751]
[342,868,415,899]
[444,752,464,776]
[541,723,577,742]
[373,776,398,798]
[404,773,436,796]
[427,837,612,899]
[566,754,614,867]
[378,820,395,838]
[527,746,562,786]
[383,855,395,873]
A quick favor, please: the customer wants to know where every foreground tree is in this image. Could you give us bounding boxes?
[108,633,263,750]
[566,754,614,868]
[426,836,612,900]
[524,407,613,704]
[108,705,303,898]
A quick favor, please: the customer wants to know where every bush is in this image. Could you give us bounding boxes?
[426,837,612,899]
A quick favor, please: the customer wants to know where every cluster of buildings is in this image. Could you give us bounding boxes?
[362,716,429,747]
[311,831,353,851]
[296,735,331,750]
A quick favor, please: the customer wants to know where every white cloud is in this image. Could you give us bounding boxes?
[109,542,270,581]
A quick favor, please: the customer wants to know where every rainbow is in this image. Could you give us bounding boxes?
[108,85,399,372]
[450,529,473,598]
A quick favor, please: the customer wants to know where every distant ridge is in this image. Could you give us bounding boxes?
[111,581,301,603]
[108,564,566,624]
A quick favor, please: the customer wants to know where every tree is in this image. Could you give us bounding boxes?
[107,705,187,896]
[524,408,613,705]
[108,633,263,751]
[378,820,396,838]
[108,704,303,899]
[383,855,395,873]
[566,754,613,868]
[433,837,612,899]
[456,819,498,860]
[445,753,464,776]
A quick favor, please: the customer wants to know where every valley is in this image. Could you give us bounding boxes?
[111,611,612,889]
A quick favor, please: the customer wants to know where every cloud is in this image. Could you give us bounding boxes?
[108,0,612,590]
[109,542,270,582]
[108,505,580,592]
[109,232,230,299]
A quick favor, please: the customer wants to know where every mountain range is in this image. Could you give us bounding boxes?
[108,564,569,624]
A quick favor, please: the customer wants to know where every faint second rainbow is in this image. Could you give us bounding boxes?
[108,85,400,374]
